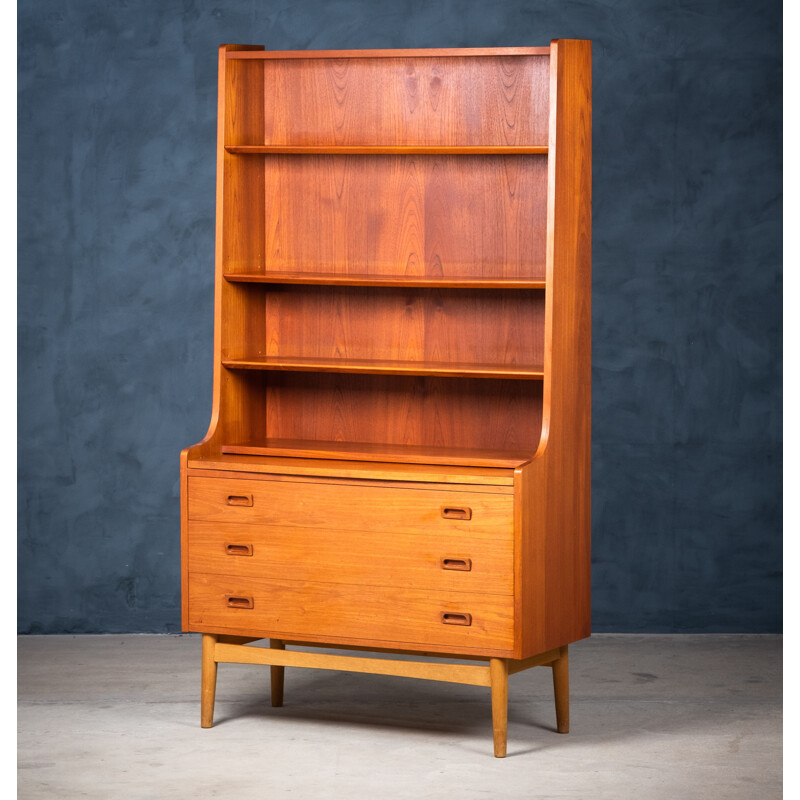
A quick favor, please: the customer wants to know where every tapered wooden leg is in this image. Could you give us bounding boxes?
[552,645,569,734]
[489,657,508,757]
[270,639,285,708]
[201,633,219,728]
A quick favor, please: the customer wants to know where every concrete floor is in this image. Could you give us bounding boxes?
[18,634,780,799]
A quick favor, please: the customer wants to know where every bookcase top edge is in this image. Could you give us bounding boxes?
[224,46,553,60]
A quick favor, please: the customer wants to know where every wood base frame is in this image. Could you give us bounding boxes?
[200,634,570,757]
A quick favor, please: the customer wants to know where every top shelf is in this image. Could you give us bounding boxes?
[224,145,548,155]
[225,47,551,60]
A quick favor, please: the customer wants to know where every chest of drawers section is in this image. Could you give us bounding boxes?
[184,473,516,655]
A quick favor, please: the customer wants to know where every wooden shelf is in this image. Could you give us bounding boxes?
[225,47,551,60]
[225,145,548,155]
[220,439,534,468]
[223,271,546,289]
[188,452,516,484]
[221,356,544,380]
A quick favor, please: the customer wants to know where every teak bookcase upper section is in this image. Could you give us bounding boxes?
[187,41,591,473]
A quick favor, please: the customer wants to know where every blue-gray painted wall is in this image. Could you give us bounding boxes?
[18,0,782,633]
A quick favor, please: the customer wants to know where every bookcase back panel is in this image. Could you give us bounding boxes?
[263,286,544,367]
[263,155,547,277]
[262,56,549,146]
[264,373,543,452]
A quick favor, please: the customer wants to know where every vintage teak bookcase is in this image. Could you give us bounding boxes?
[181,40,591,757]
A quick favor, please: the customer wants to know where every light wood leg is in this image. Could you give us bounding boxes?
[270,639,285,708]
[489,657,508,757]
[201,633,218,728]
[552,645,569,733]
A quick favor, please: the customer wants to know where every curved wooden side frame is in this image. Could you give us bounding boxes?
[513,38,592,659]
[199,636,570,758]
[180,43,266,630]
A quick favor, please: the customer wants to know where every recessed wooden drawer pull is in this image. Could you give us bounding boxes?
[225,543,253,557]
[440,611,472,626]
[226,494,254,507]
[441,557,472,571]
[440,506,472,520]
[225,595,254,609]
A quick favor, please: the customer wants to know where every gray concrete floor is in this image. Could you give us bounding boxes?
[18,634,780,799]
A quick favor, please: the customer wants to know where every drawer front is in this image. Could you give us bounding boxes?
[188,521,513,595]
[187,477,512,536]
[188,573,513,651]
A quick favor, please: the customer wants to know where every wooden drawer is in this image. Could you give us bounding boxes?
[187,476,512,536]
[188,573,513,651]
[187,521,513,595]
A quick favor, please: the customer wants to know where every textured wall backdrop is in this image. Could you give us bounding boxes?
[18,0,782,633]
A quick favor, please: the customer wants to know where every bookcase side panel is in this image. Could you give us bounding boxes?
[519,39,592,657]
[188,46,265,460]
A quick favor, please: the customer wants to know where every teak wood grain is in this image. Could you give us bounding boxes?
[200,633,218,727]
[511,40,591,658]
[226,47,551,59]
[226,145,548,154]
[258,55,550,146]
[261,154,547,277]
[188,573,514,651]
[262,373,544,453]
[219,439,533,468]
[281,640,494,660]
[187,520,514,595]
[187,475,513,536]
[256,286,545,368]
[269,639,285,707]
[182,41,591,756]
[186,468,514,494]
[223,271,547,288]
[185,44,267,463]
[490,658,509,757]
[185,459,516,486]
[213,642,493,687]
[201,626,514,660]
[222,356,544,380]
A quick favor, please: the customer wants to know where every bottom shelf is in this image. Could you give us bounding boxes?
[220,439,534,469]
